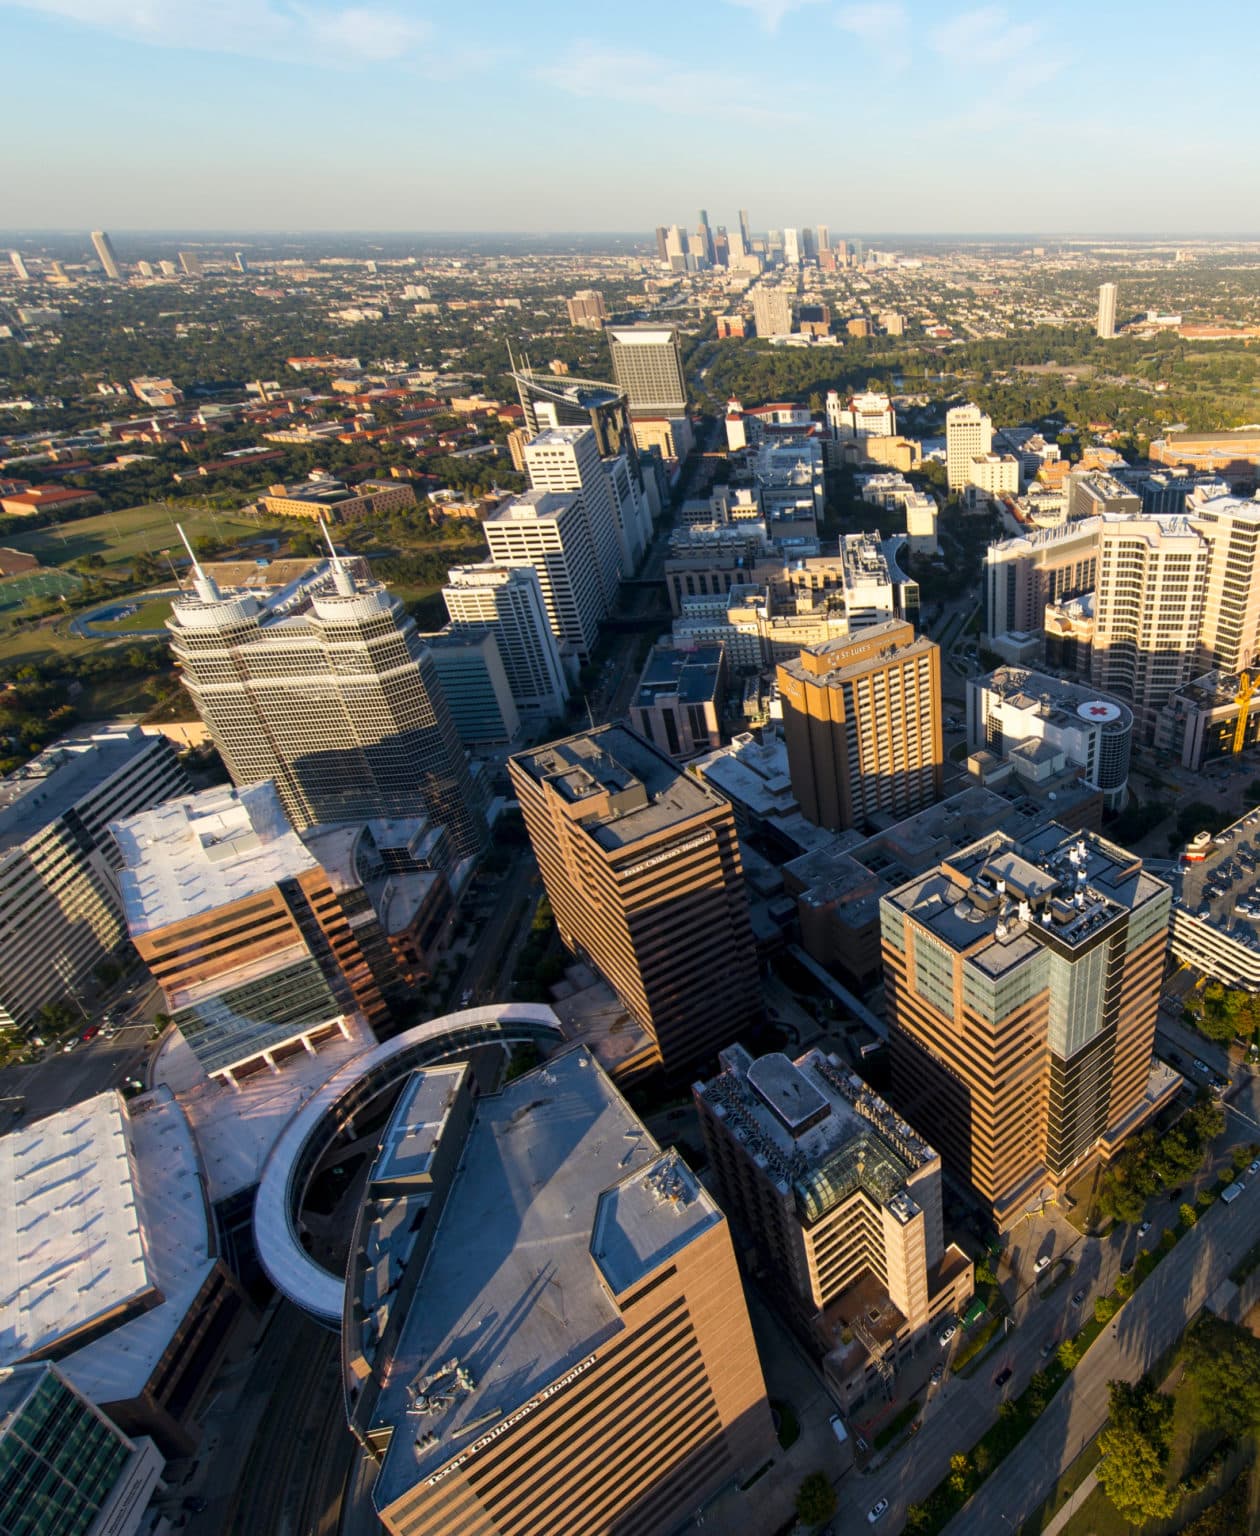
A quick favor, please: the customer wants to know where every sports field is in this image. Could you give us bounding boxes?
[1,504,288,570]
[0,567,82,614]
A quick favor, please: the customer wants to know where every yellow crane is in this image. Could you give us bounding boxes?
[1234,670,1255,754]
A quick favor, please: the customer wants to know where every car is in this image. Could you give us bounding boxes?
[994,1366,1013,1388]
[938,1324,957,1346]
[1193,1058,1210,1074]
[101,1025,117,1039]
[182,1496,208,1514]
[1034,1254,1052,1273]
[80,1022,100,1042]
[61,1039,77,1053]
[1138,1221,1151,1237]
[1249,1160,1260,1176]
[460,989,474,1006]
[867,1499,889,1524]
[828,1413,848,1446]
[855,1433,869,1453]
[1041,1338,1058,1358]
[931,1364,944,1383]
[1071,1288,1086,1306]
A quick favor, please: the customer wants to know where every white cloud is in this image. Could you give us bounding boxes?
[930,6,1051,69]
[538,43,801,125]
[722,0,822,31]
[0,0,430,65]
[835,2,908,69]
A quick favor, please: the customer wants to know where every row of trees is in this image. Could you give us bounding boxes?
[1094,1099,1225,1226]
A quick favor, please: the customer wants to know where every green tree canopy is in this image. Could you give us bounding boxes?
[1183,1316,1260,1436]
[795,1471,837,1526]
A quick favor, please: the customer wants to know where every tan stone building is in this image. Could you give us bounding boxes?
[777,621,943,832]
[881,826,1177,1228]
[509,725,760,1077]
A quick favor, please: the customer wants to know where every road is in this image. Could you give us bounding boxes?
[830,1158,1260,1534]
[452,859,540,1007]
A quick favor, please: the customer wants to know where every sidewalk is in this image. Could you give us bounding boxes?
[1042,1468,1098,1536]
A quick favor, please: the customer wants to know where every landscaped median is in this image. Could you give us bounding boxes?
[901,1181,1230,1535]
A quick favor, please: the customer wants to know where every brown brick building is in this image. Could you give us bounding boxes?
[509,726,760,1078]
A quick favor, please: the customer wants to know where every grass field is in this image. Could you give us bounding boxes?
[2,504,289,570]
[91,596,176,632]
[0,568,82,613]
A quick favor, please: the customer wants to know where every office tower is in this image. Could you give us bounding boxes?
[714,225,729,266]
[777,620,942,832]
[945,403,993,489]
[167,548,485,860]
[566,288,607,328]
[698,207,715,264]
[442,564,570,724]
[1090,514,1211,738]
[801,227,818,261]
[968,667,1134,811]
[783,227,801,265]
[983,519,1101,644]
[816,223,830,252]
[115,782,392,1079]
[728,224,747,264]
[8,250,29,280]
[366,1046,776,1536]
[0,1364,164,1536]
[510,362,639,468]
[509,725,761,1076]
[424,629,521,747]
[90,229,122,279]
[654,224,669,263]
[483,491,606,659]
[1188,493,1260,674]
[739,207,752,250]
[664,223,686,269]
[177,250,203,278]
[603,451,652,570]
[630,642,725,759]
[0,730,187,1033]
[968,453,1021,496]
[1097,282,1118,339]
[233,251,248,273]
[524,425,624,599]
[882,826,1174,1228]
[158,259,178,278]
[607,324,688,420]
[695,1046,974,1398]
[751,286,794,337]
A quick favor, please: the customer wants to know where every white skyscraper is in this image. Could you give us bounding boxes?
[9,251,30,281]
[523,426,624,602]
[442,563,571,724]
[483,491,607,659]
[90,230,122,280]
[1097,283,1118,340]
[946,403,994,490]
[783,227,801,265]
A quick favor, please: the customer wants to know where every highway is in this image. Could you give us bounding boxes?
[831,1161,1260,1535]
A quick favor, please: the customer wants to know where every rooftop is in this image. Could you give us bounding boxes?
[634,643,724,709]
[0,729,157,857]
[979,667,1132,733]
[373,1046,719,1504]
[372,1066,468,1191]
[512,725,728,851]
[114,781,315,935]
[485,488,579,525]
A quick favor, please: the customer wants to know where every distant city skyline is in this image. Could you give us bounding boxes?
[2,0,1258,232]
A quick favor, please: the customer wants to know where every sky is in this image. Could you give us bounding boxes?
[2,0,1257,235]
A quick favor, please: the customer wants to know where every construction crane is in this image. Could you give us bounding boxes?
[1234,670,1256,754]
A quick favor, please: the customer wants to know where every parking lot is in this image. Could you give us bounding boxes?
[1173,806,1260,933]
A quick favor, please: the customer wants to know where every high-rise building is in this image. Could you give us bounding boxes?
[8,250,29,280]
[1097,282,1118,340]
[442,563,570,724]
[233,251,248,272]
[509,725,761,1076]
[983,518,1101,645]
[882,825,1174,1228]
[827,390,896,439]
[816,223,830,252]
[483,490,607,660]
[697,207,715,265]
[1090,514,1211,738]
[365,1045,777,1536]
[967,452,1021,497]
[777,620,942,832]
[945,403,993,489]
[654,224,669,263]
[607,325,688,420]
[739,207,752,250]
[695,1045,974,1406]
[751,286,794,337]
[0,1364,165,1536]
[783,226,801,265]
[177,250,204,278]
[167,551,484,860]
[0,729,188,1033]
[90,229,122,280]
[115,782,393,1080]
[1188,492,1260,675]
[523,426,625,600]
[424,628,521,747]
[566,289,607,329]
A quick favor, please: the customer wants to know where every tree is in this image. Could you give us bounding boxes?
[1183,1316,1260,1436]
[1094,1295,1119,1324]
[1057,1339,1080,1371]
[795,1471,836,1526]
[1097,1378,1177,1526]
[1180,1203,1198,1228]
[948,1452,974,1497]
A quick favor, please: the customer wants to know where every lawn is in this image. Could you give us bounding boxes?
[0,568,83,613]
[90,595,175,632]
[2,504,288,570]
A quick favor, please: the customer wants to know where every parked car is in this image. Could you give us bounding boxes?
[938,1324,957,1346]
[855,1433,869,1453]
[1034,1254,1052,1273]
[828,1413,848,1446]
[867,1499,889,1525]
[1249,1160,1260,1176]
[931,1364,944,1383]
[1193,1058,1210,1074]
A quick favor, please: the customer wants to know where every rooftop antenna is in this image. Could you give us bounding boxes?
[319,516,356,596]
[176,524,220,603]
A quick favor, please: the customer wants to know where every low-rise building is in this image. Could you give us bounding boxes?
[259,476,416,522]
[629,642,726,760]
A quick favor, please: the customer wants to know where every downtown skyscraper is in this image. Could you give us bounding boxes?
[90,229,122,280]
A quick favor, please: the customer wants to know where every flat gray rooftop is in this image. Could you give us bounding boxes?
[0,730,154,857]
[373,1065,468,1188]
[373,1046,715,1506]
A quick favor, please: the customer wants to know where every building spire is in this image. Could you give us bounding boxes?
[176,523,221,602]
[320,516,356,596]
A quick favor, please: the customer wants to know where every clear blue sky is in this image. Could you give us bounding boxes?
[2,0,1256,234]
